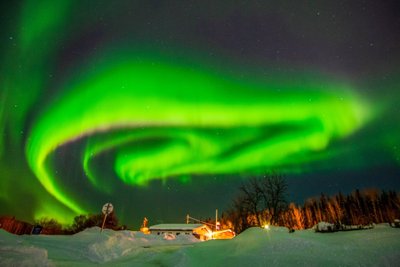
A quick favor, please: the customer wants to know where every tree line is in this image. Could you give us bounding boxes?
[33,211,124,234]
[282,189,400,230]
[224,174,400,233]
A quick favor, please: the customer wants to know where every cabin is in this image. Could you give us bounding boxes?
[149,223,213,240]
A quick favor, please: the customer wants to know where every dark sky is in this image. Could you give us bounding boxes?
[0,0,399,228]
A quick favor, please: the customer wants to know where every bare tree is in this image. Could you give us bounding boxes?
[227,173,288,232]
[227,194,251,233]
[240,178,264,226]
[259,173,288,224]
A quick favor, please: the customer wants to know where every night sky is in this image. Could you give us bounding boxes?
[1,0,399,228]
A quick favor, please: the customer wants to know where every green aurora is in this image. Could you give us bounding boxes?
[0,0,399,225]
[27,53,370,215]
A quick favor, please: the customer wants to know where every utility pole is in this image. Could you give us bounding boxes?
[215,209,218,231]
[186,214,189,224]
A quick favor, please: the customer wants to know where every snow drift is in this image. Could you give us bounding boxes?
[1,225,399,266]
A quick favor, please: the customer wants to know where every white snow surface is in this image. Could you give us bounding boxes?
[1,224,399,266]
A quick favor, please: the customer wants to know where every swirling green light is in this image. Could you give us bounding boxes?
[26,53,371,214]
[3,0,392,226]
[0,0,72,152]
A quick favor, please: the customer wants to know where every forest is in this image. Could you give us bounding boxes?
[223,174,400,234]
[280,189,400,230]
[2,174,399,235]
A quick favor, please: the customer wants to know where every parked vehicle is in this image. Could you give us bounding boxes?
[389,219,400,228]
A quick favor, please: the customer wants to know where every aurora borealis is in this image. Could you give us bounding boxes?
[1,1,399,226]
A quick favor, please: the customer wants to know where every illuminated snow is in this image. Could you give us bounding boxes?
[1,225,399,266]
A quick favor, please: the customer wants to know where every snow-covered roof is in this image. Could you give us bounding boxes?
[149,224,204,231]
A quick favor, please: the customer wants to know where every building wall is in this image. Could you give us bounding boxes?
[151,229,193,236]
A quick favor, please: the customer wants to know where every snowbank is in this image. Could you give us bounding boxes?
[74,227,199,263]
[179,225,400,267]
[1,225,399,266]
[0,230,53,267]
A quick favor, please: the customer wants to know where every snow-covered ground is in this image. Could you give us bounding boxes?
[0,224,399,267]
